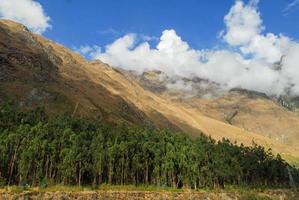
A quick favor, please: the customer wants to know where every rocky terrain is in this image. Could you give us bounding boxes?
[1,19,299,163]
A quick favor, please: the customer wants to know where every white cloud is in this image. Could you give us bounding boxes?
[97,30,201,76]
[223,0,292,63]
[240,33,290,63]
[0,0,51,34]
[83,0,299,97]
[223,0,263,46]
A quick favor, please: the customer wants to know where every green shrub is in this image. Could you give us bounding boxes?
[39,178,48,189]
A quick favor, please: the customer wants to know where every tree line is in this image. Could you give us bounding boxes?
[0,102,298,189]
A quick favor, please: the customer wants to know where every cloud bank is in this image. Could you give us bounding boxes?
[0,0,51,34]
[84,0,299,96]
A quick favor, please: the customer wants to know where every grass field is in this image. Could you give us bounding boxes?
[0,184,297,193]
[1,185,298,200]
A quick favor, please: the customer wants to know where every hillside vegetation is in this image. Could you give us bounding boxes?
[1,103,298,190]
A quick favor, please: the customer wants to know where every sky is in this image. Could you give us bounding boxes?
[1,0,299,96]
[3,0,298,50]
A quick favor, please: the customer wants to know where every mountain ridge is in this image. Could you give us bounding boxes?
[1,19,299,163]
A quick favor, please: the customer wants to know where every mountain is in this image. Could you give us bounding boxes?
[124,69,299,162]
[126,70,299,147]
[1,19,299,163]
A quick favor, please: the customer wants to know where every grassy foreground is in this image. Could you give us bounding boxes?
[1,185,299,200]
[0,184,297,193]
[2,184,185,193]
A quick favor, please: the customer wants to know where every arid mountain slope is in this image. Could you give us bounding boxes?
[1,19,298,162]
[124,70,299,149]
[184,91,299,147]
[0,19,155,127]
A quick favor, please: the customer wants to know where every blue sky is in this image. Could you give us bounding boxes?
[36,0,299,50]
[1,0,299,96]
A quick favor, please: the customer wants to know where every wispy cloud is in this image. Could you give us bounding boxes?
[98,28,119,35]
[283,0,299,14]
[73,45,101,60]
[139,34,159,42]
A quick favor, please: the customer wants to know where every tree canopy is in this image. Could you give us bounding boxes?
[0,102,298,189]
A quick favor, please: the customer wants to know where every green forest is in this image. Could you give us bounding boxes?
[0,102,298,189]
